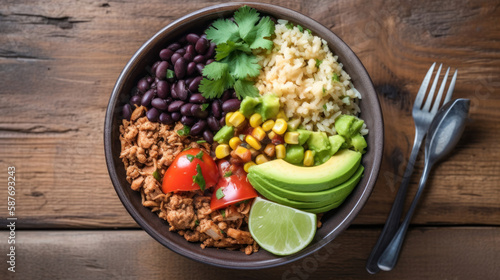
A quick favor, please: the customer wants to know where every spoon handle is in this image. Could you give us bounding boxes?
[365,129,425,274]
[377,162,433,271]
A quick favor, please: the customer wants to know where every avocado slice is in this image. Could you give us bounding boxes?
[213,125,234,144]
[248,165,364,203]
[284,144,304,165]
[239,96,261,118]
[307,131,330,153]
[329,135,345,155]
[334,115,364,138]
[297,129,312,145]
[255,93,279,121]
[247,149,361,192]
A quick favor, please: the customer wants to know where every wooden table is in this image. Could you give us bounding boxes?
[1,0,499,279]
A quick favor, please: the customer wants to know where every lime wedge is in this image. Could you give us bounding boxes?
[249,197,317,256]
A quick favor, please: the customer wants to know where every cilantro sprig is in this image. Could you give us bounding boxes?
[200,6,275,100]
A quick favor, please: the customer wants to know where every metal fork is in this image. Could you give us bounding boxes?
[366,63,457,274]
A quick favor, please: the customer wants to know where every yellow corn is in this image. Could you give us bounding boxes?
[249,113,263,128]
[267,131,277,140]
[276,109,288,121]
[284,132,299,144]
[304,150,314,166]
[215,144,230,159]
[243,161,256,173]
[229,111,246,127]
[262,120,275,131]
[225,112,234,127]
[229,137,242,150]
[245,135,262,150]
[251,126,266,141]
[275,144,286,159]
[272,118,288,135]
[234,146,249,159]
[255,154,269,165]
[263,143,275,157]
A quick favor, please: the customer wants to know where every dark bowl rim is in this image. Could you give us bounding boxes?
[104,2,384,270]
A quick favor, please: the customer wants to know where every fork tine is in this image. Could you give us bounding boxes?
[430,67,450,114]
[414,62,436,109]
[422,64,442,111]
[443,69,457,105]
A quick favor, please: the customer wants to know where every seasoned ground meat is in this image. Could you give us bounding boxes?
[120,106,258,254]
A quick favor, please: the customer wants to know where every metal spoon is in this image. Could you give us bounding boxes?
[377,98,470,271]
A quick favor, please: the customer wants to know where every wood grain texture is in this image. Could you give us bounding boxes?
[0,0,499,229]
[1,227,499,279]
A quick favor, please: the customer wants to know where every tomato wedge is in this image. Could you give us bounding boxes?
[210,160,258,210]
[162,148,219,193]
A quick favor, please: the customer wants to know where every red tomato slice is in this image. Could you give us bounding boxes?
[162,148,219,193]
[210,160,258,210]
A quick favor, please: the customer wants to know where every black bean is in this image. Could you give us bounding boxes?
[222,99,240,112]
[207,116,220,132]
[146,108,159,122]
[196,63,205,75]
[219,116,226,127]
[181,115,196,126]
[151,61,161,76]
[186,77,194,86]
[183,52,193,62]
[195,37,209,54]
[203,130,214,144]
[188,76,203,93]
[171,112,181,122]
[155,61,169,79]
[221,90,232,102]
[180,103,194,116]
[189,93,207,104]
[186,45,195,58]
[193,55,205,64]
[175,80,189,101]
[151,98,168,110]
[175,48,186,55]
[186,33,200,44]
[174,57,187,79]
[191,104,209,119]
[168,100,185,112]
[167,42,181,51]
[211,101,222,119]
[159,112,174,124]
[171,53,182,65]
[190,120,207,136]
[200,34,207,39]
[137,77,149,92]
[170,83,178,99]
[204,42,216,60]
[146,76,154,83]
[165,97,173,103]
[141,89,156,107]
[187,62,196,76]
[156,80,170,99]
[159,48,174,61]
[206,59,215,65]
[123,104,132,120]
[130,95,141,106]
[131,87,141,96]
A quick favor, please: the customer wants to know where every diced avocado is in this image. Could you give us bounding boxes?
[329,135,345,155]
[297,129,312,145]
[306,131,330,153]
[334,115,364,138]
[247,149,362,192]
[239,96,261,118]
[350,133,367,153]
[314,150,331,166]
[213,125,234,144]
[284,144,304,165]
[287,119,301,131]
[256,93,280,121]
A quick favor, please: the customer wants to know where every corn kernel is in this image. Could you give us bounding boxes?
[225,112,234,127]
[262,120,275,131]
[276,109,288,121]
[267,131,277,140]
[229,111,246,127]
[272,118,288,135]
[235,146,251,162]
[304,150,314,166]
[249,113,263,128]
[263,143,275,157]
[284,132,299,144]
[229,137,242,150]
[276,144,286,159]
[255,154,269,165]
[215,144,230,159]
[243,161,256,173]
[245,135,262,150]
[251,126,266,141]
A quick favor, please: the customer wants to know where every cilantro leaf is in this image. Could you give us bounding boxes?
[205,18,240,45]
[223,171,232,177]
[234,79,259,99]
[201,104,209,111]
[215,41,251,61]
[315,59,323,68]
[196,140,206,144]
[285,22,294,29]
[152,169,161,182]
[222,52,260,79]
[199,75,235,99]
[234,5,260,43]
[186,154,195,162]
[177,125,190,136]
[202,61,229,80]
[195,150,204,161]
[248,16,275,50]
[216,188,225,199]
[220,209,226,218]
[332,73,340,82]
[192,164,206,191]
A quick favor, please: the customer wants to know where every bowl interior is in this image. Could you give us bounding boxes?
[104,2,383,269]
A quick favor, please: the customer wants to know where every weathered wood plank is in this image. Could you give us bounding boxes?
[1,0,499,228]
[1,227,498,279]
